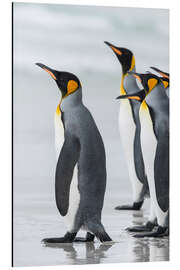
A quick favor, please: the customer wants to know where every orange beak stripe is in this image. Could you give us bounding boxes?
[159,72,169,79]
[43,68,57,80]
[128,96,141,101]
[110,46,122,55]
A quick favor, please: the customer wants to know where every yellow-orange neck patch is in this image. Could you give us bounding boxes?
[120,74,127,95]
[129,55,135,71]
[141,100,148,110]
[56,97,63,115]
[56,104,61,115]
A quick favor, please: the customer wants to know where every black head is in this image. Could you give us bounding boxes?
[150,67,169,89]
[36,63,81,98]
[104,41,135,75]
[128,71,161,94]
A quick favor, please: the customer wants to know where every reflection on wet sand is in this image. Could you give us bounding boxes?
[133,237,169,262]
[43,242,115,265]
[130,211,169,262]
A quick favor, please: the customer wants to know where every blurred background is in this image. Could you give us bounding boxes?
[13,2,169,267]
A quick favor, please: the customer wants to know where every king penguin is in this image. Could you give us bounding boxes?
[150,67,170,97]
[117,72,169,237]
[104,41,148,210]
[36,63,112,243]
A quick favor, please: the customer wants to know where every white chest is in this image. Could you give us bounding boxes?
[118,100,144,201]
[139,105,157,174]
[139,105,158,206]
[139,105,168,225]
[118,100,136,163]
[118,99,136,139]
[54,112,64,160]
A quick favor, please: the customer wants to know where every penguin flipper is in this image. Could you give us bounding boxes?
[55,132,80,216]
[154,137,169,213]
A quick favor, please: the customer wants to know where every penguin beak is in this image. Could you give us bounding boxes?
[150,67,169,79]
[35,63,57,80]
[104,41,122,55]
[116,94,141,101]
[116,89,146,101]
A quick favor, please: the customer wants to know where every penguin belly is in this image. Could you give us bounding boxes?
[139,105,168,227]
[54,111,80,232]
[119,100,143,202]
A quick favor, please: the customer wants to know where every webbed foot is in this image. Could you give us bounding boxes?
[126,221,155,232]
[42,232,77,244]
[133,226,168,238]
[74,232,95,242]
[115,201,144,211]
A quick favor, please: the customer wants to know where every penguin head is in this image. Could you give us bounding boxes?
[150,67,169,79]
[36,63,81,98]
[150,67,169,89]
[116,72,161,102]
[104,41,135,75]
[129,71,161,94]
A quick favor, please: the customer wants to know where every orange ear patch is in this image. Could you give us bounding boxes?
[162,80,169,89]
[43,68,57,80]
[147,78,158,92]
[110,46,122,55]
[67,80,79,95]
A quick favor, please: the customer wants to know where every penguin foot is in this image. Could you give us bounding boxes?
[74,232,95,242]
[126,221,155,232]
[115,201,144,211]
[133,226,168,238]
[43,237,71,244]
[86,223,112,243]
[42,232,77,244]
[93,230,112,243]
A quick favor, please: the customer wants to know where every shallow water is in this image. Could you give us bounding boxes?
[13,3,169,266]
